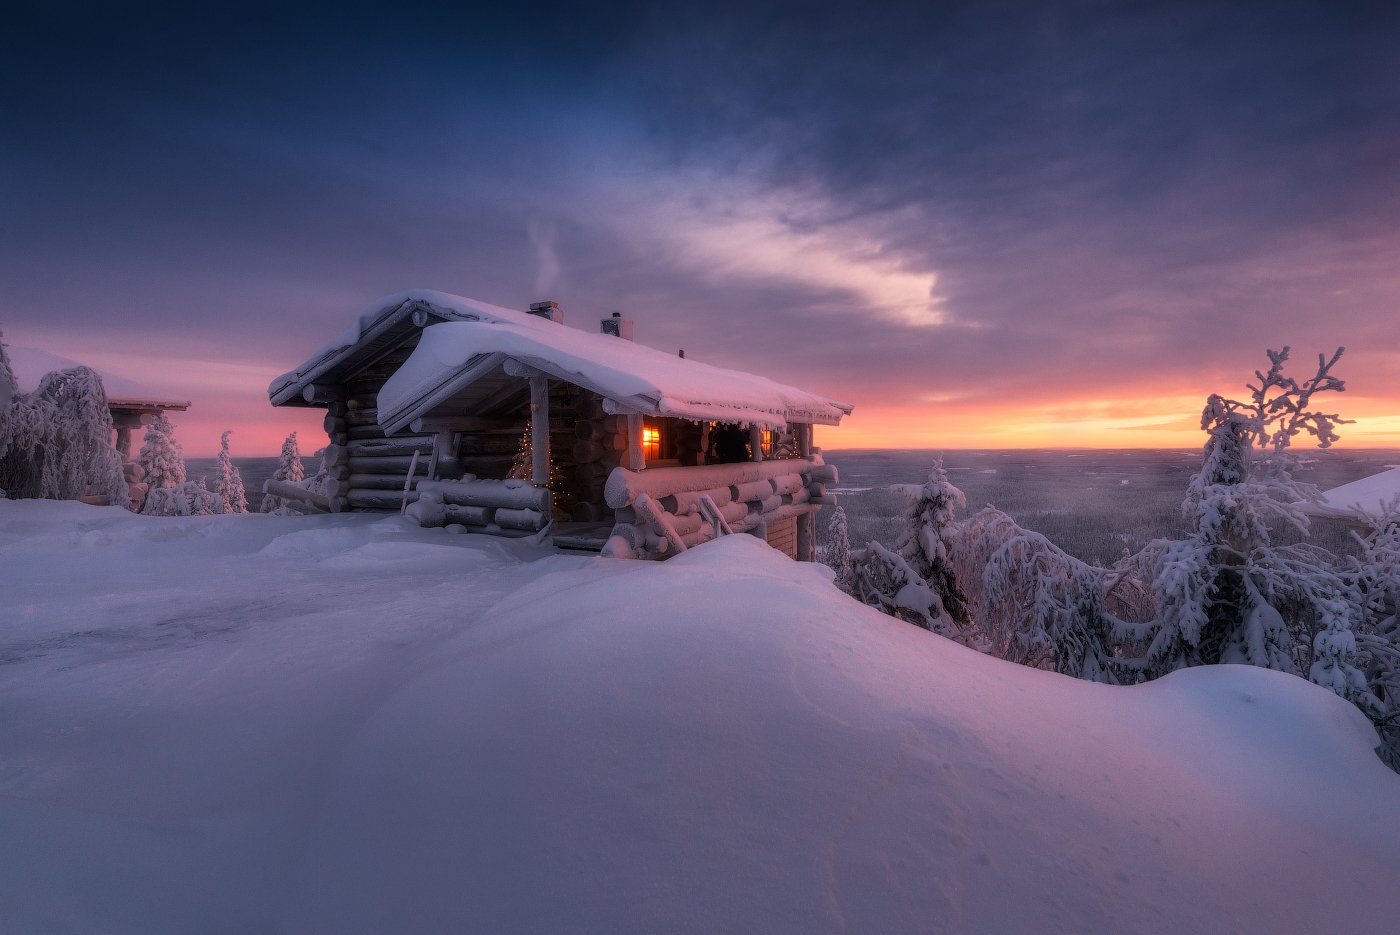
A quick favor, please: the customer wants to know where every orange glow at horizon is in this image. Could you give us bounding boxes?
[817,394,1400,452]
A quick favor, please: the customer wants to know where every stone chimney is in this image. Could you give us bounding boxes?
[600,311,634,340]
[528,300,563,324]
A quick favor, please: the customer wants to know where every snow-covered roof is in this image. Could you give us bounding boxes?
[378,315,853,435]
[1303,466,1400,520]
[272,289,853,431]
[268,290,555,406]
[8,346,190,410]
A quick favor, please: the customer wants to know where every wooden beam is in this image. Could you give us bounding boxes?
[626,412,645,471]
[530,375,550,486]
[409,415,521,434]
[476,380,531,417]
[303,383,345,404]
[750,424,764,462]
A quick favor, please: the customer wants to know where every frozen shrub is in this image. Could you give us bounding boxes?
[143,479,224,516]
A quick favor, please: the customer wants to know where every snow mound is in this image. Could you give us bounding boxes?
[1,503,1397,934]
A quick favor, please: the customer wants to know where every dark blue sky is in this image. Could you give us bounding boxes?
[3,1,1397,451]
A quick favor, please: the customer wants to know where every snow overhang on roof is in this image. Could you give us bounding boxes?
[268,290,555,407]
[376,315,853,436]
[1300,466,1400,521]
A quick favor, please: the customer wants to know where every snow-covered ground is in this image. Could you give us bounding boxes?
[2,500,1397,934]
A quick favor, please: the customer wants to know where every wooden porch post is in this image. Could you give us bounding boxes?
[530,375,550,486]
[627,412,645,471]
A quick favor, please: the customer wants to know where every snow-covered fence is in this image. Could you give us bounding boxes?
[599,455,837,560]
[405,477,552,537]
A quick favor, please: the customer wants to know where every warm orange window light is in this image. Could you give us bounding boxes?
[642,425,661,460]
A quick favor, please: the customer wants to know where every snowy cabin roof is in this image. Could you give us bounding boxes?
[10,346,190,411]
[1302,466,1400,521]
[271,290,854,433]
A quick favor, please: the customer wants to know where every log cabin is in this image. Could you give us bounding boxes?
[267,290,853,560]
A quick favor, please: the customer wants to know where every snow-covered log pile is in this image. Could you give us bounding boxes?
[405,477,552,536]
[600,454,836,560]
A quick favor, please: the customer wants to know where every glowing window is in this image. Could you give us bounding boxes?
[642,425,662,461]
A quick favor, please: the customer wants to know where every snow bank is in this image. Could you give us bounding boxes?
[1,501,1397,934]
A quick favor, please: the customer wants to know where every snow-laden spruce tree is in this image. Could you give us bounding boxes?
[214,430,247,513]
[1137,347,1359,681]
[260,431,305,513]
[895,460,970,629]
[824,505,854,592]
[136,412,187,492]
[0,365,128,505]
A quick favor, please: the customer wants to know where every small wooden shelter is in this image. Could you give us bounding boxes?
[267,290,852,560]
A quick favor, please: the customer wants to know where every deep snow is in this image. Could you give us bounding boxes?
[1,500,1397,934]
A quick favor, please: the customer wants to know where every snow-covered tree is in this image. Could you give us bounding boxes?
[956,508,1124,681]
[1135,348,1355,681]
[142,478,225,517]
[824,504,854,592]
[214,430,247,513]
[136,412,187,492]
[0,329,16,464]
[895,460,970,629]
[0,365,128,506]
[851,541,941,631]
[1347,500,1400,767]
[260,431,305,513]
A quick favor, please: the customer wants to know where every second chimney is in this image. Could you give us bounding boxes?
[600,311,634,341]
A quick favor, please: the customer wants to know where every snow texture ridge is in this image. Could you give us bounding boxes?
[1,501,1397,934]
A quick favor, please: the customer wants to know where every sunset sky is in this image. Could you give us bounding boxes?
[3,2,1397,455]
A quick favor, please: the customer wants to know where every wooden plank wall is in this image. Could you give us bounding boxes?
[766,516,798,559]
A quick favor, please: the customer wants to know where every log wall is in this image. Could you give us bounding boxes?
[600,454,836,561]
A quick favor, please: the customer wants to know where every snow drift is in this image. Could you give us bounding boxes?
[1,501,1396,934]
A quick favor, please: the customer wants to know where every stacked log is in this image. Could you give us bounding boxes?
[406,478,552,537]
[327,395,437,512]
[599,454,837,561]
